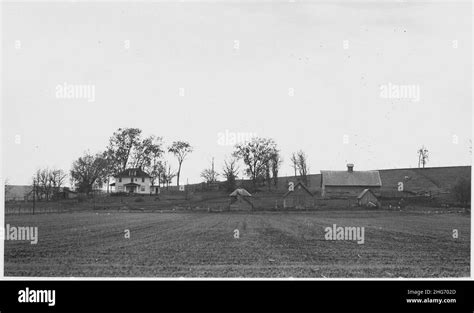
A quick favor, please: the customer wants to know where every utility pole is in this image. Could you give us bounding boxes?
[212,157,215,179]
[32,179,35,215]
[185,178,189,200]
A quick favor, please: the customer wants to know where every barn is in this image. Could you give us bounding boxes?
[321,164,382,198]
[229,188,254,211]
[283,182,314,209]
[357,189,379,208]
[5,185,34,201]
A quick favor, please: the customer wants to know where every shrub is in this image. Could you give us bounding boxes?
[111,192,128,197]
[77,194,88,202]
[134,197,144,202]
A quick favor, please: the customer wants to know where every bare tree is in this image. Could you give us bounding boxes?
[149,160,165,187]
[270,152,283,187]
[168,141,193,187]
[296,150,309,185]
[50,169,67,199]
[290,153,298,178]
[201,158,219,184]
[222,157,240,191]
[289,150,309,185]
[34,168,54,201]
[417,145,429,168]
[160,162,176,189]
[32,171,42,201]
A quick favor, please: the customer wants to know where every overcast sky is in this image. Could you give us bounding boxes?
[1,0,472,185]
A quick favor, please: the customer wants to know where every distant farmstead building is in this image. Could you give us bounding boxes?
[321,164,382,198]
[229,188,253,211]
[5,185,33,201]
[357,189,379,208]
[283,182,314,209]
[111,168,152,194]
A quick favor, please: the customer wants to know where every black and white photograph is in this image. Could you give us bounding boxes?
[1,0,471,283]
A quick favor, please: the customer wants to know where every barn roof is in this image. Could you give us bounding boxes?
[115,168,151,178]
[5,185,34,199]
[229,188,252,197]
[321,170,382,187]
[283,181,313,198]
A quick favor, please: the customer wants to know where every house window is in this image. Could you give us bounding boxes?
[142,177,145,182]
[140,186,145,192]
[119,178,122,182]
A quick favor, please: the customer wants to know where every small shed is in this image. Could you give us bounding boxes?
[229,188,253,211]
[357,189,379,208]
[53,187,78,200]
[283,182,314,209]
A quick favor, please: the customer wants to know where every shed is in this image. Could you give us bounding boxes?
[357,189,379,208]
[229,188,253,211]
[282,182,314,209]
[321,164,382,198]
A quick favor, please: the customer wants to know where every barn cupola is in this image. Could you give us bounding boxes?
[347,163,354,173]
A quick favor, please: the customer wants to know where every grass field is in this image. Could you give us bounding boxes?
[4,210,470,278]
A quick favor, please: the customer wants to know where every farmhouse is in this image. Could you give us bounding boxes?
[321,164,382,198]
[229,188,253,211]
[357,189,379,208]
[111,168,152,194]
[283,182,314,209]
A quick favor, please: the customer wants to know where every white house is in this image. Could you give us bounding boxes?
[111,168,152,194]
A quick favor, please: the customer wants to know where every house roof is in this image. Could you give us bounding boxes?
[357,188,376,199]
[283,181,313,198]
[123,182,141,187]
[321,170,382,187]
[229,188,252,197]
[115,168,151,178]
[62,188,77,194]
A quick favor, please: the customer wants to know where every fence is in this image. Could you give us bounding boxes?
[4,200,79,215]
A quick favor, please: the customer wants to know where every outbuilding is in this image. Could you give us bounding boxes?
[282,181,314,209]
[321,164,382,198]
[357,189,379,208]
[229,188,254,211]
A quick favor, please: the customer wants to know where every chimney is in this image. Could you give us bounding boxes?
[347,163,354,172]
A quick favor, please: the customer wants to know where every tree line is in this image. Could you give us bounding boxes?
[29,128,449,200]
[29,128,312,197]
